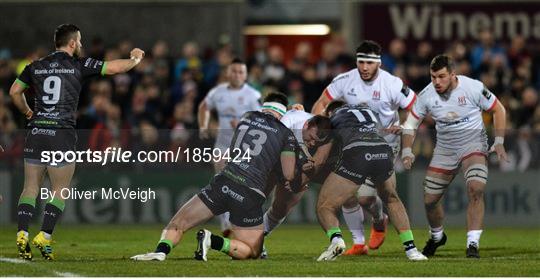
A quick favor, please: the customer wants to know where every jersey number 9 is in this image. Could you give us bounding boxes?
[43,76,61,105]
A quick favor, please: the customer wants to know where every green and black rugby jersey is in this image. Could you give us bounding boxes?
[16,51,106,128]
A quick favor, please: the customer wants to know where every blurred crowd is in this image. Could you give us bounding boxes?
[0,29,538,171]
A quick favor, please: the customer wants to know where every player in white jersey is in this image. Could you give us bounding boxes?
[311,40,417,256]
[401,55,508,258]
[263,109,330,237]
[198,58,261,236]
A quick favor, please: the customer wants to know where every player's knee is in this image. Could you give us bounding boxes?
[378,187,399,204]
[424,198,441,210]
[342,196,358,208]
[467,183,485,201]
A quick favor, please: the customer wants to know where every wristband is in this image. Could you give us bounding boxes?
[494,136,504,145]
[401,147,414,158]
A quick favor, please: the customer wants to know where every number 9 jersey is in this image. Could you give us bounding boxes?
[16,51,106,129]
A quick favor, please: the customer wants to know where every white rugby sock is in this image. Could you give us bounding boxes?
[467,230,483,247]
[430,226,444,242]
[342,205,365,245]
[366,196,384,222]
[218,212,231,232]
[263,211,285,236]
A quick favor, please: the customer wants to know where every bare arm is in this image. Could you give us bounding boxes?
[280,152,296,182]
[489,99,508,162]
[311,90,332,115]
[103,48,145,75]
[197,100,211,139]
[401,112,423,170]
[9,81,32,119]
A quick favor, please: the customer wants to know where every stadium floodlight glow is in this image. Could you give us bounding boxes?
[243,24,331,35]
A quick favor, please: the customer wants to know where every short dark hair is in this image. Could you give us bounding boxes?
[324,100,346,116]
[430,54,455,72]
[230,58,245,65]
[54,24,80,48]
[307,115,332,141]
[356,40,382,56]
[263,91,288,106]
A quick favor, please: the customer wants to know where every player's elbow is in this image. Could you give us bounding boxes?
[9,87,21,99]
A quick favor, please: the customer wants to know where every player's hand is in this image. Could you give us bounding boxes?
[302,159,315,172]
[0,145,4,152]
[490,144,509,163]
[199,128,210,140]
[25,109,33,120]
[284,181,293,192]
[291,104,305,111]
[384,125,402,135]
[401,147,415,170]
[130,48,145,61]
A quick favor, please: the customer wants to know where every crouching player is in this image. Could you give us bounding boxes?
[131,92,297,261]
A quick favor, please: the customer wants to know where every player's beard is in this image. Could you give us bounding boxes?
[73,46,82,58]
[359,68,378,82]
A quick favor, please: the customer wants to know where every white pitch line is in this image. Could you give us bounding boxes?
[54,271,81,277]
[0,257,28,264]
[1,256,82,277]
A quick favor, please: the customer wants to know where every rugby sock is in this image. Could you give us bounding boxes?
[210,234,230,253]
[467,230,482,247]
[155,239,173,254]
[218,212,231,232]
[399,230,416,251]
[342,205,365,244]
[367,196,384,223]
[40,198,65,234]
[430,226,444,242]
[17,197,36,233]
[326,227,343,243]
[263,211,285,236]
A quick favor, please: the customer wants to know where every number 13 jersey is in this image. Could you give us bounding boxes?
[222,111,297,197]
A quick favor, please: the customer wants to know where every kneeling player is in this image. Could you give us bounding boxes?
[131,92,297,261]
[316,103,427,261]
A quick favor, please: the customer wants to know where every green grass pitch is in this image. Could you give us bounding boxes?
[1,225,539,276]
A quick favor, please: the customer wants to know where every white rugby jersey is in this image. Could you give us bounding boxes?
[205,82,261,147]
[281,109,313,144]
[324,68,416,145]
[411,75,497,148]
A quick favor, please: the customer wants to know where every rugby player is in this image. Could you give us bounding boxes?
[131,92,298,261]
[311,40,417,255]
[316,102,427,261]
[401,55,508,258]
[261,109,331,258]
[198,58,261,237]
[10,23,144,260]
